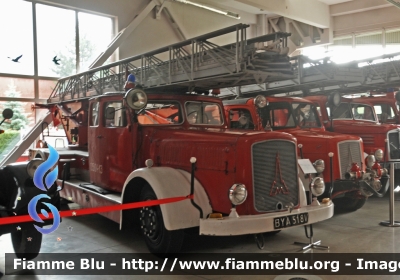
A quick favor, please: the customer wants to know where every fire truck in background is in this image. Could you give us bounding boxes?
[0,25,333,255]
[344,90,400,125]
[223,95,388,211]
[305,93,396,188]
[341,89,400,185]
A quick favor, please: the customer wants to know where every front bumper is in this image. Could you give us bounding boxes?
[328,176,389,199]
[199,200,333,236]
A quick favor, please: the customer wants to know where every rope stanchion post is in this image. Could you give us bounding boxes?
[380,163,400,227]
[294,147,329,252]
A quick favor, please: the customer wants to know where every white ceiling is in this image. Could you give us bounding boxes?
[317,0,353,5]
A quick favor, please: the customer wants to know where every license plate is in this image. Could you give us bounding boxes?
[273,213,309,229]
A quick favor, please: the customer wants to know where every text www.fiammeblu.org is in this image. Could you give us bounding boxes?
[121,258,400,273]
[122,258,341,272]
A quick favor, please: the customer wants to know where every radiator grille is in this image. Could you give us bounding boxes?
[387,129,400,161]
[252,140,298,212]
[338,141,363,179]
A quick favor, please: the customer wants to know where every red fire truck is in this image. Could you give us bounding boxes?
[0,25,334,255]
[343,91,400,125]
[223,96,388,211]
[26,89,332,254]
[341,90,400,184]
[305,94,397,188]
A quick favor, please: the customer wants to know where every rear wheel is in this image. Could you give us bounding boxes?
[11,225,42,260]
[139,184,184,255]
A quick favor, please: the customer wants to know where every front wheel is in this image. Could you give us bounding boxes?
[334,197,367,212]
[11,225,42,260]
[139,184,184,255]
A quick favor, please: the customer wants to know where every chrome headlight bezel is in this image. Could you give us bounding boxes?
[374,149,384,161]
[313,159,325,174]
[310,177,325,197]
[228,183,247,205]
[254,95,268,108]
[365,155,376,168]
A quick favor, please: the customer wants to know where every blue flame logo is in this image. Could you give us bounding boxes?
[28,144,61,234]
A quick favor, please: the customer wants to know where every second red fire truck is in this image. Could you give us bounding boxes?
[223,95,388,211]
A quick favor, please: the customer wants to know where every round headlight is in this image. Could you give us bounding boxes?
[365,155,376,168]
[310,177,325,197]
[374,149,384,161]
[254,95,268,108]
[228,183,247,205]
[26,159,44,178]
[313,159,325,173]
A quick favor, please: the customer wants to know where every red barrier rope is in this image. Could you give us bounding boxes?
[0,194,193,226]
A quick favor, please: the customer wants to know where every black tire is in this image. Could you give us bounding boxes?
[11,225,42,260]
[265,230,281,236]
[334,197,367,212]
[139,184,184,255]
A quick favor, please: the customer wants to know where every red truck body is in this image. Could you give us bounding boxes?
[25,90,334,254]
[223,96,388,211]
[305,95,397,157]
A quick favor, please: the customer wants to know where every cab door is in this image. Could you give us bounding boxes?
[88,97,133,192]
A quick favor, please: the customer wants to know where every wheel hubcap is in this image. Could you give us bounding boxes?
[139,207,159,241]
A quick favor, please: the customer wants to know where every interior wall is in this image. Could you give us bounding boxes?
[40,0,257,62]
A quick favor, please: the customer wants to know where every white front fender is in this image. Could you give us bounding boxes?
[121,167,212,231]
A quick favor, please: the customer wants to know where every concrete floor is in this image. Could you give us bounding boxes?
[2,195,400,280]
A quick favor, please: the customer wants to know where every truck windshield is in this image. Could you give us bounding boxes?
[185,101,223,125]
[260,102,321,129]
[332,103,376,121]
[137,101,183,125]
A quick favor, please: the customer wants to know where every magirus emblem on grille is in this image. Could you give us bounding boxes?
[270,153,289,196]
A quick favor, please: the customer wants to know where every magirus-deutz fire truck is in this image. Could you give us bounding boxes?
[223,95,389,211]
[0,25,333,255]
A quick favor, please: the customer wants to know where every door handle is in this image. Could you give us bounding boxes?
[97,135,103,139]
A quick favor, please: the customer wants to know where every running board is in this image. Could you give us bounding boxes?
[0,111,53,167]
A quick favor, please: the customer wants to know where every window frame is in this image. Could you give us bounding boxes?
[0,0,116,109]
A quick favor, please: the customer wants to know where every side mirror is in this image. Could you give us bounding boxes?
[395,91,400,103]
[0,108,13,127]
[2,108,13,120]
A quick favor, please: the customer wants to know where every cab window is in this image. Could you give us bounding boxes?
[137,101,182,125]
[229,109,254,129]
[258,102,295,128]
[185,102,223,125]
[374,104,395,122]
[104,101,126,127]
[351,104,375,121]
[292,103,321,128]
[331,103,352,119]
[90,101,100,126]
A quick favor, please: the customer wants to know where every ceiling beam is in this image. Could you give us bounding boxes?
[89,1,157,69]
[235,0,330,28]
[330,0,392,16]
